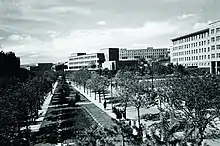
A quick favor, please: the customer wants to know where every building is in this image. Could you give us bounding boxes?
[68,47,169,71]
[100,48,119,70]
[119,47,169,61]
[171,20,220,74]
[29,63,53,72]
[68,53,105,70]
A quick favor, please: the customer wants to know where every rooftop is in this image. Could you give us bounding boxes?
[171,28,209,41]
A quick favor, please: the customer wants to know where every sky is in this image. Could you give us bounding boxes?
[0,0,219,64]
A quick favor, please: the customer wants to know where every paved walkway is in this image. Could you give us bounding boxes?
[27,81,58,132]
[69,81,159,124]
[70,86,115,129]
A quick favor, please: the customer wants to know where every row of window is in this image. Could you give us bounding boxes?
[69,65,98,69]
[173,32,209,45]
[69,56,97,61]
[211,36,220,42]
[120,52,166,57]
[120,55,166,59]
[69,61,97,65]
[184,62,210,67]
[211,27,220,34]
[173,40,210,51]
[173,45,220,56]
[173,53,220,62]
[120,49,167,53]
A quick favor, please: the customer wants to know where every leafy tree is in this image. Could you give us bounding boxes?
[157,74,220,145]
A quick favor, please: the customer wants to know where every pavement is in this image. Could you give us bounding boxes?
[69,80,159,127]
[21,81,58,132]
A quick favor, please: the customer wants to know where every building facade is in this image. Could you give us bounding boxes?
[119,47,169,61]
[68,53,105,70]
[171,21,220,74]
[100,48,119,70]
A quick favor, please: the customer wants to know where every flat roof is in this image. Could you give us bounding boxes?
[171,28,209,41]
[120,48,167,51]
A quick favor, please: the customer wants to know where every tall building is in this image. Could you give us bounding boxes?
[119,47,169,61]
[171,20,220,74]
[68,53,105,70]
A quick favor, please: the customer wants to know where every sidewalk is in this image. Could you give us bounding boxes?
[69,81,159,125]
[28,81,58,132]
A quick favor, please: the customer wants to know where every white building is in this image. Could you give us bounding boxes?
[171,20,220,74]
[68,53,105,70]
[119,47,169,61]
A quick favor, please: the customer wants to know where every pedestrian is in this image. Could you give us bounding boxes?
[103,100,107,110]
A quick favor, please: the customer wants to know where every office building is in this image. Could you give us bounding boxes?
[119,47,169,61]
[171,20,220,74]
[68,53,105,70]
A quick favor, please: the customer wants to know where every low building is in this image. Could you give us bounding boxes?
[119,47,169,61]
[68,53,105,70]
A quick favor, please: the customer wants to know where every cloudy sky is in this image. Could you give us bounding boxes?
[0,0,219,64]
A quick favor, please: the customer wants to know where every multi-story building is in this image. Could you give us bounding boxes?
[171,20,220,74]
[68,53,105,70]
[119,47,169,61]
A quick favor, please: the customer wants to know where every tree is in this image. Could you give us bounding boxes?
[157,74,220,145]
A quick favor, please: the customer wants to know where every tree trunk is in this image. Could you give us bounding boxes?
[197,127,204,146]
[95,90,96,100]
[122,134,125,146]
[87,88,88,94]
[103,89,105,100]
[84,83,86,93]
[98,91,101,103]
[137,107,141,132]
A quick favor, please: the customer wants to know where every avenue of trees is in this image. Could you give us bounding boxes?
[67,60,220,146]
[0,62,57,146]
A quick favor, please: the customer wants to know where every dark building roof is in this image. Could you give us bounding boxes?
[171,28,209,42]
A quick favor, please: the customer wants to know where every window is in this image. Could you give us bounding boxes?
[199,42,201,46]
[211,29,215,34]
[212,54,215,58]
[211,37,215,42]
[216,27,220,33]
[216,36,220,41]
[217,45,220,50]
[211,46,215,50]
[199,56,201,60]
[208,55,210,59]
[208,40,210,44]
[217,53,220,58]
[204,41,206,45]
[204,48,206,52]
[204,55,206,59]
[208,47,210,52]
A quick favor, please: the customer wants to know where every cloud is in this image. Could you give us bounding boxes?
[45,6,91,15]
[162,0,181,3]
[178,14,196,20]
[7,34,32,42]
[2,20,178,64]
[192,21,212,31]
[97,21,107,26]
